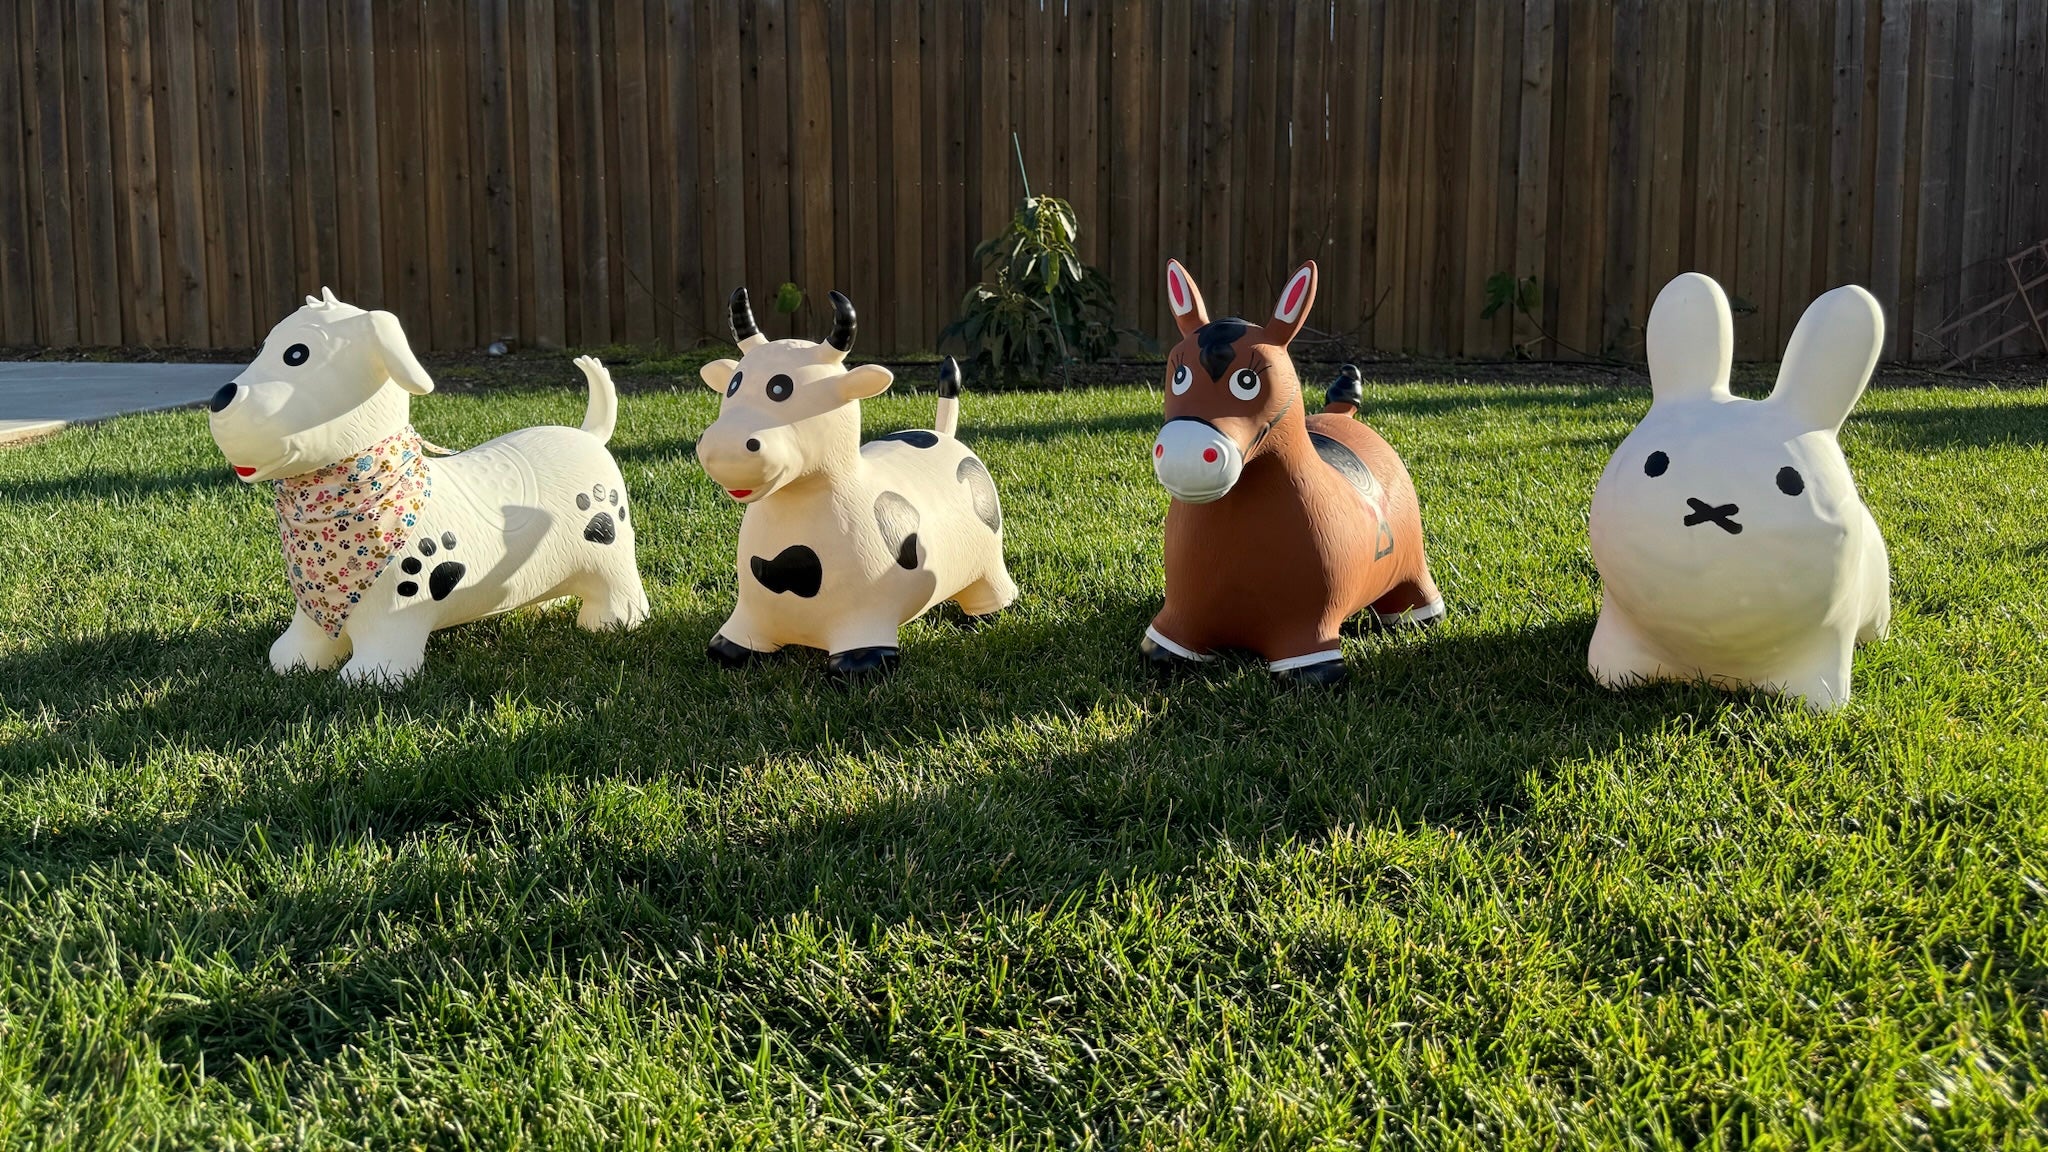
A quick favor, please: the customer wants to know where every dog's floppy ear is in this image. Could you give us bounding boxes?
[362,310,434,395]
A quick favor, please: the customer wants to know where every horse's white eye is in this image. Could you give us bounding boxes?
[1229,367,1260,401]
[1171,364,1192,395]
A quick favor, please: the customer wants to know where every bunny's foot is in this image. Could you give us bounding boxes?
[1770,636,1856,712]
[1587,599,1667,690]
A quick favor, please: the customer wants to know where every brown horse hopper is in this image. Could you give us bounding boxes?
[1142,259,1442,684]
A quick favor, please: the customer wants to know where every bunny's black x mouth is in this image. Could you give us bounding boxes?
[1684,498,1743,534]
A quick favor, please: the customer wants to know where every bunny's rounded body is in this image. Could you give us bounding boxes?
[1588,272,1890,711]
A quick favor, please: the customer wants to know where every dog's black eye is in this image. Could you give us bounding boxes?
[1644,450,1669,477]
[283,343,310,367]
[766,373,794,402]
[726,370,743,398]
[1776,465,1805,496]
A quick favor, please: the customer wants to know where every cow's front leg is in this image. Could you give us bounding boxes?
[707,599,783,668]
[270,608,351,674]
[823,614,903,679]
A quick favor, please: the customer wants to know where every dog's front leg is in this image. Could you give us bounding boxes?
[337,612,431,686]
[271,609,352,673]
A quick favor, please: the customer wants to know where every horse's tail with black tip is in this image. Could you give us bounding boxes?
[573,356,618,444]
[935,356,962,438]
[1322,364,1364,417]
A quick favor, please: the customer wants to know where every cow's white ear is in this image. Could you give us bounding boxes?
[1645,273,1732,405]
[700,358,739,393]
[363,310,433,394]
[1770,284,1883,433]
[835,363,893,402]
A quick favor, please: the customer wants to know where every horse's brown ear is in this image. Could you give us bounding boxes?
[1265,261,1318,346]
[1165,259,1210,338]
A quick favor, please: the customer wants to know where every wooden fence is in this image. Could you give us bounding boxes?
[1,0,2043,361]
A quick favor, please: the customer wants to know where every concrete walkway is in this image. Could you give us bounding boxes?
[0,362,238,445]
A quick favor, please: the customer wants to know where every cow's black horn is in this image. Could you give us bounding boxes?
[729,287,759,344]
[826,291,856,354]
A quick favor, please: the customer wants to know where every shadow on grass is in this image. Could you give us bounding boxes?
[0,465,238,505]
[0,600,1732,1072]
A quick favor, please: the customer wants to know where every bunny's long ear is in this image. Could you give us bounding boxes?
[1769,284,1883,433]
[1645,273,1733,405]
[1264,261,1318,346]
[1165,259,1210,338]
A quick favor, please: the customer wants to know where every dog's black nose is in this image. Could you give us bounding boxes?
[207,382,238,413]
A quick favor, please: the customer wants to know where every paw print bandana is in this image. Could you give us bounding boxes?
[274,426,433,637]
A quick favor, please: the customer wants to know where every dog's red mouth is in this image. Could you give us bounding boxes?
[727,489,753,499]
[233,465,258,478]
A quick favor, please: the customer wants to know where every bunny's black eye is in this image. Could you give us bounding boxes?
[283,343,310,367]
[726,370,743,398]
[1644,451,1669,477]
[1776,466,1805,496]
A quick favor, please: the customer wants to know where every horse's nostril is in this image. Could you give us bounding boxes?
[745,438,761,453]
[208,382,238,413]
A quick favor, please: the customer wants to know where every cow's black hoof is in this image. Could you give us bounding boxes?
[1140,633,1200,676]
[1272,658,1349,687]
[826,646,900,678]
[707,634,771,668]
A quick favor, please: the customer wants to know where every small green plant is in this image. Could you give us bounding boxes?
[941,194,1128,387]
[773,282,805,315]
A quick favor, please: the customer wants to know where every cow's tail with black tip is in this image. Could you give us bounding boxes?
[573,355,619,445]
[935,356,962,438]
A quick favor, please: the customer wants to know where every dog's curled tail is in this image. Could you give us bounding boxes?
[935,356,962,438]
[573,356,618,444]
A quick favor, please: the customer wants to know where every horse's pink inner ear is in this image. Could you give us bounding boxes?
[1275,266,1313,324]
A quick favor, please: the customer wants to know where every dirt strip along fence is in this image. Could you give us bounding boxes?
[1,0,2043,362]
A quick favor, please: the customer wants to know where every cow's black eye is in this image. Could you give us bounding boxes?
[283,343,310,367]
[1644,450,1669,477]
[766,373,794,402]
[726,370,743,398]
[1776,465,1805,496]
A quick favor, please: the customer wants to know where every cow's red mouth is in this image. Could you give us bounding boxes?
[233,465,258,478]
[727,489,753,499]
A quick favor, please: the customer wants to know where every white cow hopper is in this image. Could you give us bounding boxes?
[1588,272,1892,711]
[208,290,650,684]
[696,289,1016,676]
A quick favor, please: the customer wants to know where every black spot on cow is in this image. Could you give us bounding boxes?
[401,556,421,575]
[957,455,1002,533]
[878,429,939,449]
[428,561,465,601]
[750,545,823,597]
[1196,317,1251,382]
[396,580,419,597]
[576,492,591,511]
[583,511,616,545]
[874,491,921,568]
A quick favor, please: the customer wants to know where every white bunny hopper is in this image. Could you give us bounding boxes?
[208,290,649,684]
[1588,272,1891,711]
[696,289,1016,677]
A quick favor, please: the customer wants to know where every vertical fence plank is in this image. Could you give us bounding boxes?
[0,1,34,344]
[243,0,296,331]
[334,0,382,306]
[69,0,122,343]
[155,0,208,343]
[1555,0,1610,358]
[106,0,165,344]
[475,0,517,343]
[293,0,339,298]
[1512,0,1555,356]
[884,0,922,351]
[1912,0,1958,358]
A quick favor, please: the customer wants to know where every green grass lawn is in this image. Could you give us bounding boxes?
[1,373,2045,1148]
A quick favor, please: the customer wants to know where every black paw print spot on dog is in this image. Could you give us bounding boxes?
[618,504,627,522]
[402,557,421,575]
[577,492,591,511]
[429,561,466,601]
[609,489,619,506]
[583,511,616,545]
[417,538,436,556]
[441,531,458,550]
[397,580,419,597]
